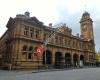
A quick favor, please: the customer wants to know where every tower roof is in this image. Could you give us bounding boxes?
[82,11,90,17]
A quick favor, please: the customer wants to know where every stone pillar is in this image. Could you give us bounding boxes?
[52,52,55,68]
[62,53,65,68]
[71,53,73,67]
[87,53,90,66]
[85,52,89,66]
[78,54,80,67]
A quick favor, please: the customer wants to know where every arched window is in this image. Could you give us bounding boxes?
[22,45,28,55]
[22,45,27,51]
[28,46,33,59]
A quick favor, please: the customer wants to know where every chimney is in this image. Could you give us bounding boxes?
[49,23,52,27]
[80,35,84,39]
[25,11,30,17]
[76,33,79,37]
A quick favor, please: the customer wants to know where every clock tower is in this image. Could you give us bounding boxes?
[80,12,94,41]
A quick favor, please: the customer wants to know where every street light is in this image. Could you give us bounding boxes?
[44,40,48,68]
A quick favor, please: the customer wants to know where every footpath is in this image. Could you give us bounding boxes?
[31,66,98,73]
[0,66,98,76]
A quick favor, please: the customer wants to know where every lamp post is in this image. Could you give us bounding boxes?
[44,40,48,68]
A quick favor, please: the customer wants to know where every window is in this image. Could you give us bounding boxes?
[43,33,47,41]
[55,36,59,45]
[28,53,32,59]
[30,28,34,38]
[73,41,77,48]
[29,46,33,53]
[22,45,27,51]
[29,46,33,51]
[62,38,65,46]
[59,37,62,45]
[67,40,71,47]
[22,45,28,55]
[64,39,67,46]
[73,41,75,48]
[24,27,29,36]
[35,29,40,39]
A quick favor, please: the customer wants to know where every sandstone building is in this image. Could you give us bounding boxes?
[0,11,95,69]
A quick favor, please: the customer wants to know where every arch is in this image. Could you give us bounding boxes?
[42,50,52,65]
[55,52,63,68]
[80,55,84,61]
[79,55,84,66]
[65,53,71,67]
[73,54,79,67]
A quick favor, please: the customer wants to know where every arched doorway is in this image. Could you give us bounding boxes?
[80,55,84,67]
[80,55,84,62]
[73,54,79,67]
[42,50,52,65]
[65,53,71,67]
[55,52,63,68]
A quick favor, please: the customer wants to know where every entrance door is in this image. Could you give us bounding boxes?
[55,52,63,68]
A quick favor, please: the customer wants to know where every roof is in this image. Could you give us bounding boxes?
[82,11,90,16]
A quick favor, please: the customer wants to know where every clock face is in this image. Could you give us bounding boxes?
[83,25,86,28]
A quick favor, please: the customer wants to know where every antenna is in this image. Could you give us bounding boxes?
[85,4,87,12]
[84,0,87,12]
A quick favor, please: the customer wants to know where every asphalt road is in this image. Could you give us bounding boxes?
[0,68,100,80]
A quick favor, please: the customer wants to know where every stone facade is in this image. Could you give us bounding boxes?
[0,11,95,70]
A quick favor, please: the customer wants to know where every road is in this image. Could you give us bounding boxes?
[0,68,100,80]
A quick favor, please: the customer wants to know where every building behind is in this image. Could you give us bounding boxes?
[95,53,100,66]
[0,11,95,70]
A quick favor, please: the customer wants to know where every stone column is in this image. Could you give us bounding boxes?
[71,53,73,67]
[52,52,55,68]
[62,53,65,68]
[78,54,80,67]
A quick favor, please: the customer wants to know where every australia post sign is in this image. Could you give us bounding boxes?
[35,46,44,57]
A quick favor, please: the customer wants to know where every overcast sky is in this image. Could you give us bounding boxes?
[0,0,100,52]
